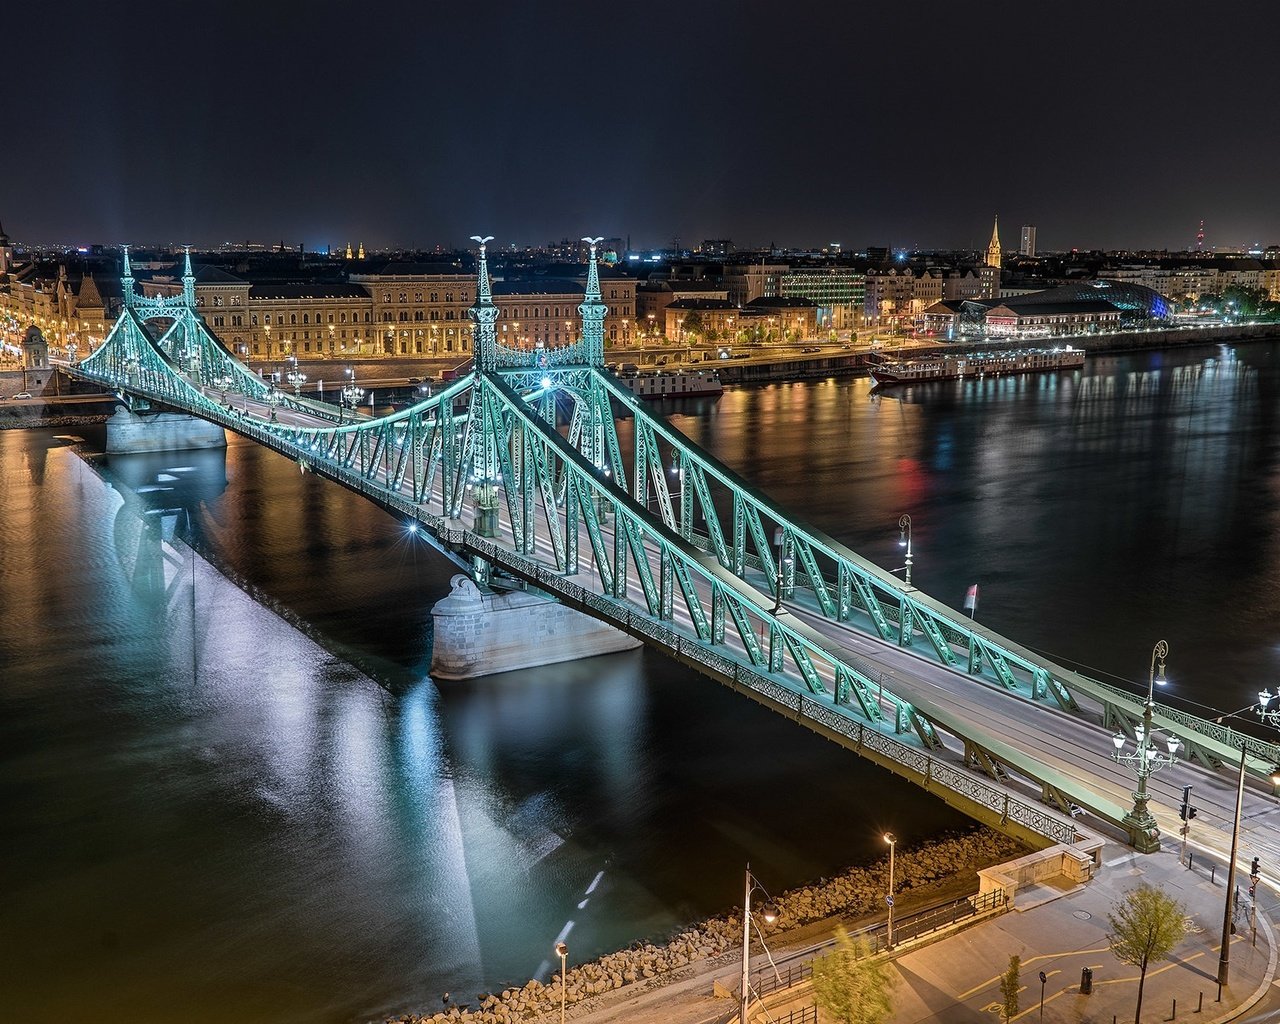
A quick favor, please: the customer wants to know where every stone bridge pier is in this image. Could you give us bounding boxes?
[430,574,640,679]
[105,406,228,455]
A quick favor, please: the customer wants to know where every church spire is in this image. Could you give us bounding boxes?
[986,216,1002,269]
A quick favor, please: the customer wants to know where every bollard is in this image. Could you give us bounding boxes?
[1171,998,1176,1020]
[1081,967,1094,995]
[1217,981,1223,1002]
[1197,991,1203,1013]
[1189,852,1194,869]
[1212,865,1217,884]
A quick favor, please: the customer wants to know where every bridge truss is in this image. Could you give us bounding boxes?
[69,238,1280,852]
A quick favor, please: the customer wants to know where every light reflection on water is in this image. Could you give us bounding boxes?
[4,341,1280,1022]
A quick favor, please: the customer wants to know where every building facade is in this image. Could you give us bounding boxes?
[778,267,866,330]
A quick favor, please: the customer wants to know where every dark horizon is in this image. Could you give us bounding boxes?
[6,1,1279,253]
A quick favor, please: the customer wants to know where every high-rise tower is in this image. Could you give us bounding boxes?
[1020,224,1036,258]
[986,216,1002,269]
[1195,220,1205,252]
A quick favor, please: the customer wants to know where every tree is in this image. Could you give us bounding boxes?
[1107,884,1186,1024]
[998,954,1020,1022]
[811,927,895,1024]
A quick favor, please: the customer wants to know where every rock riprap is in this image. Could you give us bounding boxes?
[383,827,1023,1024]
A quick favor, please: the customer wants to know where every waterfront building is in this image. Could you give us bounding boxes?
[864,266,944,325]
[636,281,730,339]
[743,295,819,342]
[941,266,1000,303]
[352,262,474,357]
[983,299,1119,337]
[662,297,739,343]
[778,267,866,331]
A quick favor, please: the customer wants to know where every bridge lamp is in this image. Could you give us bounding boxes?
[897,513,913,587]
[1258,689,1280,728]
[1111,640,1178,854]
[541,375,553,390]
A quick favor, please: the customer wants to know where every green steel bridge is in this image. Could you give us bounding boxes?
[65,241,1280,860]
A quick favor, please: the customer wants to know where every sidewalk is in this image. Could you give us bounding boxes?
[856,840,1275,1024]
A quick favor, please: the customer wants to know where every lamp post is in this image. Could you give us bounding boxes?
[739,864,779,1024]
[884,832,897,947]
[897,514,913,587]
[554,941,568,1024]
[1110,640,1179,854]
[772,526,792,614]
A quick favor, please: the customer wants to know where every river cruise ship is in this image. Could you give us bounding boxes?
[616,368,724,400]
[868,347,1085,388]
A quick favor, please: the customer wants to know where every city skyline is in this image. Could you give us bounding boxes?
[5,2,1280,251]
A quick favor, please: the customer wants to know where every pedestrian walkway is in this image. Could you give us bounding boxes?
[785,840,1275,1024]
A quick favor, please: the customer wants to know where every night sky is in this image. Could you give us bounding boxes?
[6,1,1279,252]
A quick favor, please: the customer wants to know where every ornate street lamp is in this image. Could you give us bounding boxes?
[341,374,364,421]
[286,358,308,397]
[1111,640,1180,853]
[1257,689,1280,729]
[897,514,913,587]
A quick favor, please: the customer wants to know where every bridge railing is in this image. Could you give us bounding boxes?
[1088,678,1280,765]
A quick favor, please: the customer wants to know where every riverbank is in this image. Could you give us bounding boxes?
[380,827,1024,1024]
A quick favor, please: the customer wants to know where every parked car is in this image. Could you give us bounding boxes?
[12,392,32,400]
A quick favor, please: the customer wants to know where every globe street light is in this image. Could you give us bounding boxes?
[739,864,779,1024]
[554,941,568,1024]
[1257,689,1280,729]
[1111,640,1179,853]
[884,832,897,947]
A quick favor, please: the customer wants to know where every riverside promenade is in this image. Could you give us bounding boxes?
[529,839,1276,1024]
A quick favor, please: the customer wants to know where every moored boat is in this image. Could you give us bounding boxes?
[616,368,724,399]
[869,347,1085,387]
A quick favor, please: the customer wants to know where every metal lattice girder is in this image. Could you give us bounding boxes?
[905,599,959,667]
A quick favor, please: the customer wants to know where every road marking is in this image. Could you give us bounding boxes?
[957,948,1109,998]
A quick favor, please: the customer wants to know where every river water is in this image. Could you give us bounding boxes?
[3,341,1279,1022]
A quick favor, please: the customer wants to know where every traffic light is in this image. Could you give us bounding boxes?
[1251,857,1261,878]
[1179,785,1193,821]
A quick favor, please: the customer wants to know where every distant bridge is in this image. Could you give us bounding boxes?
[64,242,1280,860]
